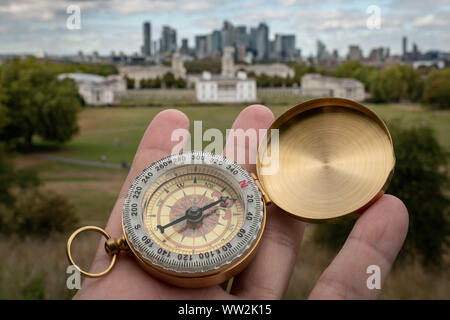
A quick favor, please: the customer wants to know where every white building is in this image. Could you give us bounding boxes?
[119,65,171,89]
[196,47,257,103]
[196,71,256,103]
[58,73,126,105]
[119,53,187,89]
[300,74,365,101]
[235,63,295,78]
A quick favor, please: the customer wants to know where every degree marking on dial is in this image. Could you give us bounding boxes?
[181,226,190,242]
[182,190,192,207]
[199,226,207,242]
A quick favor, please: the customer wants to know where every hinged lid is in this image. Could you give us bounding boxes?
[256,98,395,222]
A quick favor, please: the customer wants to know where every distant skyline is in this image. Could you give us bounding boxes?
[1,0,449,57]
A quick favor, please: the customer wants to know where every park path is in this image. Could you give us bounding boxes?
[33,153,128,169]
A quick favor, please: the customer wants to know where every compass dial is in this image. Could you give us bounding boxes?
[123,152,264,281]
[143,165,245,255]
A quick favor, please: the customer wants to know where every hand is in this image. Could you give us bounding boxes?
[74,105,408,300]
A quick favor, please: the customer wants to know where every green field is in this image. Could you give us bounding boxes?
[5,96,450,299]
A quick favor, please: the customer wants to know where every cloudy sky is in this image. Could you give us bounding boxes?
[1,0,449,57]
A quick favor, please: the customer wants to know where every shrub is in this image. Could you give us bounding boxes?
[368,65,423,103]
[423,68,450,109]
[0,144,40,208]
[369,67,403,102]
[6,190,79,236]
[22,273,46,300]
[313,121,449,267]
[125,77,135,89]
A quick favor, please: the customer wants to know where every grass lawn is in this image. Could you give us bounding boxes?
[33,102,450,165]
[7,97,450,300]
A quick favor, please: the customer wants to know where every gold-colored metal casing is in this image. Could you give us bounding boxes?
[257,98,395,222]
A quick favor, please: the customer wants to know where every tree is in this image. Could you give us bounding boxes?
[367,65,423,103]
[369,67,403,102]
[175,77,187,88]
[184,61,221,74]
[352,65,376,89]
[163,72,176,88]
[423,68,450,109]
[125,77,135,89]
[0,58,81,149]
[285,75,295,87]
[139,78,149,89]
[313,122,449,267]
[388,122,449,266]
[394,65,423,102]
[272,76,283,87]
[334,61,376,90]
[335,61,362,78]
[257,73,271,88]
[150,77,162,89]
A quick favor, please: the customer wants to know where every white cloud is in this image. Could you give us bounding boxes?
[1,0,449,56]
[413,14,449,27]
[279,0,349,6]
[0,0,212,21]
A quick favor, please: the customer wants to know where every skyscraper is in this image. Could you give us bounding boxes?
[181,38,189,54]
[211,30,222,53]
[160,26,177,54]
[222,20,235,48]
[402,36,407,59]
[274,34,283,59]
[235,26,248,47]
[256,23,269,61]
[249,27,258,55]
[317,40,327,61]
[195,35,208,59]
[281,35,296,60]
[142,22,151,57]
[347,45,363,61]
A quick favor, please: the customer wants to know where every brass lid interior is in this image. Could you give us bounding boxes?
[256,98,395,222]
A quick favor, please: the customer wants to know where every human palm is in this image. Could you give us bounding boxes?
[75,105,408,300]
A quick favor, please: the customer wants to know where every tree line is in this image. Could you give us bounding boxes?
[251,61,449,109]
[126,73,187,89]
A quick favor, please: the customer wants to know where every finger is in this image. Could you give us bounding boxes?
[104,109,190,237]
[309,194,408,300]
[224,104,274,173]
[223,105,306,299]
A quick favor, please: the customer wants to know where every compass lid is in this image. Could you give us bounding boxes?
[256,98,395,222]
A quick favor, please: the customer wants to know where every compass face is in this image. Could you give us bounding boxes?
[123,152,264,276]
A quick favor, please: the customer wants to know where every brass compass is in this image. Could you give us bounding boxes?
[67,98,395,288]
